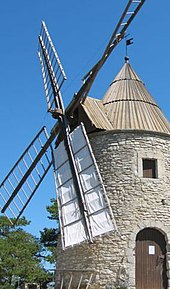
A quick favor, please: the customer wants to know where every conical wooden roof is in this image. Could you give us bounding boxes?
[102,59,170,134]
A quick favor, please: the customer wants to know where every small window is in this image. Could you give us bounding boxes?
[142,159,157,178]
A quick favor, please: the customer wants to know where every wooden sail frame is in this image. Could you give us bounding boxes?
[0,1,145,240]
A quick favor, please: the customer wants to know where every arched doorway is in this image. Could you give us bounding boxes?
[135,228,167,289]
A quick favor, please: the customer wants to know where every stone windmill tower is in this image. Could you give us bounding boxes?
[0,2,169,289]
[56,57,170,289]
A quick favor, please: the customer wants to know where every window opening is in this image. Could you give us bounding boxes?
[142,159,157,178]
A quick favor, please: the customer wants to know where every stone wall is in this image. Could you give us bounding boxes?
[56,130,170,289]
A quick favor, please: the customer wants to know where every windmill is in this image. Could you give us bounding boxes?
[0,0,145,249]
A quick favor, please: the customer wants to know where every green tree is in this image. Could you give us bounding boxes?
[46,198,59,221]
[0,216,50,289]
[40,198,59,265]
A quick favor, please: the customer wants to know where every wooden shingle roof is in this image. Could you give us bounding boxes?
[102,60,170,134]
[81,59,170,135]
[81,97,113,130]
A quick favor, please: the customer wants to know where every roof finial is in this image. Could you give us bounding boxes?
[124,56,129,63]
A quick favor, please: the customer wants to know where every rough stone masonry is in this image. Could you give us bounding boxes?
[56,129,170,289]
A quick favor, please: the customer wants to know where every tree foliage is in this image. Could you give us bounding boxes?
[0,198,59,288]
[40,198,59,265]
[46,198,59,221]
[0,216,50,289]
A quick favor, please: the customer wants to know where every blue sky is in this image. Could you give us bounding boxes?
[0,0,170,239]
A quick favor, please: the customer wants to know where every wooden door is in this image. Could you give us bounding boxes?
[135,228,167,289]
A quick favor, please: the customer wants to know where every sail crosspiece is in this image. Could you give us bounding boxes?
[38,21,67,117]
[0,127,54,224]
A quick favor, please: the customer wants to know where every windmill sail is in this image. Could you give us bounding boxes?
[67,0,146,114]
[1,1,145,234]
[38,21,67,117]
[0,127,54,224]
[53,123,116,249]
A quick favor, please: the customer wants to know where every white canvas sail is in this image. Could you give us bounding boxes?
[53,123,116,249]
